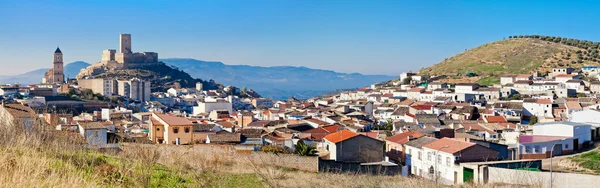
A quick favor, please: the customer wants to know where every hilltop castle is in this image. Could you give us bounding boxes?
[42,47,65,84]
[100,34,159,69]
[77,34,159,78]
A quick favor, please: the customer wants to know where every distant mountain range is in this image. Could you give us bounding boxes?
[0,61,91,85]
[160,58,396,99]
[0,59,395,99]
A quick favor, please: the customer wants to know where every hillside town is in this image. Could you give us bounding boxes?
[3,37,600,186]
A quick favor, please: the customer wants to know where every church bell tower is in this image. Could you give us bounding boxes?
[53,47,64,84]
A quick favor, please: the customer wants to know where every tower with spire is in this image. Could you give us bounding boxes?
[42,47,65,84]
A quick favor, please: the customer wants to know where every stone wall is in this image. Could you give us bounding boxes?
[487,167,600,188]
[318,158,401,175]
[246,152,319,172]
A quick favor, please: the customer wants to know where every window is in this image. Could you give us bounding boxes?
[427,152,431,161]
[408,149,412,155]
[418,151,422,160]
[184,128,190,133]
[326,145,329,151]
[525,146,532,153]
[446,157,451,166]
[437,154,442,164]
[173,128,179,134]
[156,128,160,131]
[565,144,569,149]
[534,146,541,153]
[93,131,98,137]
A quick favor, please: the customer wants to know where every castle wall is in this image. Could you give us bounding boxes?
[102,50,116,62]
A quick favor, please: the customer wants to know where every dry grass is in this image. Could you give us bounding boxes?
[0,121,532,188]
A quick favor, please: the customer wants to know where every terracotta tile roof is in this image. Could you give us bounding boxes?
[208,133,241,143]
[460,123,495,134]
[398,99,415,106]
[359,132,380,139]
[216,121,236,128]
[404,136,438,148]
[485,116,508,123]
[154,113,193,126]
[79,122,106,129]
[2,104,36,118]
[411,105,432,111]
[323,130,359,144]
[516,74,532,78]
[537,99,552,104]
[322,125,343,133]
[385,131,424,144]
[566,101,582,109]
[423,138,476,154]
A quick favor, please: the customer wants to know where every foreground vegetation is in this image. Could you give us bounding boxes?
[565,149,600,175]
[0,122,452,188]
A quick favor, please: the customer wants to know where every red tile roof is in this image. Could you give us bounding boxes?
[385,131,424,144]
[322,125,343,133]
[423,138,476,154]
[359,132,380,139]
[485,116,508,123]
[154,113,193,126]
[537,99,552,104]
[323,130,358,144]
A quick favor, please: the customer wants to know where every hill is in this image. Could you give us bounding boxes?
[161,58,395,99]
[77,61,260,97]
[419,36,600,85]
[0,61,91,85]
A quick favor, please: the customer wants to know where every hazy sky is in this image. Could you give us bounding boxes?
[1,0,599,76]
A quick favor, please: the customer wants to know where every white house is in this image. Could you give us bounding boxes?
[500,74,516,85]
[78,122,108,147]
[522,98,553,119]
[565,80,584,92]
[192,98,233,115]
[454,83,479,94]
[555,74,579,83]
[419,138,498,185]
[404,137,438,177]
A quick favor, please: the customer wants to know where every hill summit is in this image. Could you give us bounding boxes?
[419,36,600,85]
[76,34,259,97]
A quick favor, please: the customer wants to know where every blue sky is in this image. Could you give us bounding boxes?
[1,0,599,76]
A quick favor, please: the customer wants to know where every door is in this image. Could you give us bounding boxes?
[463,167,474,183]
[553,144,562,156]
[573,138,579,151]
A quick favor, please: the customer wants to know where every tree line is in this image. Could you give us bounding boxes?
[509,35,600,63]
[509,35,600,50]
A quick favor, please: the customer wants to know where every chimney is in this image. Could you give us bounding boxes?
[408,135,414,140]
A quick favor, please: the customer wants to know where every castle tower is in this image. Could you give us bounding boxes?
[52,47,65,84]
[120,34,132,54]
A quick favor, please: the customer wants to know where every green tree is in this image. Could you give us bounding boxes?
[402,77,413,84]
[508,94,522,100]
[529,116,538,125]
[294,140,317,156]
